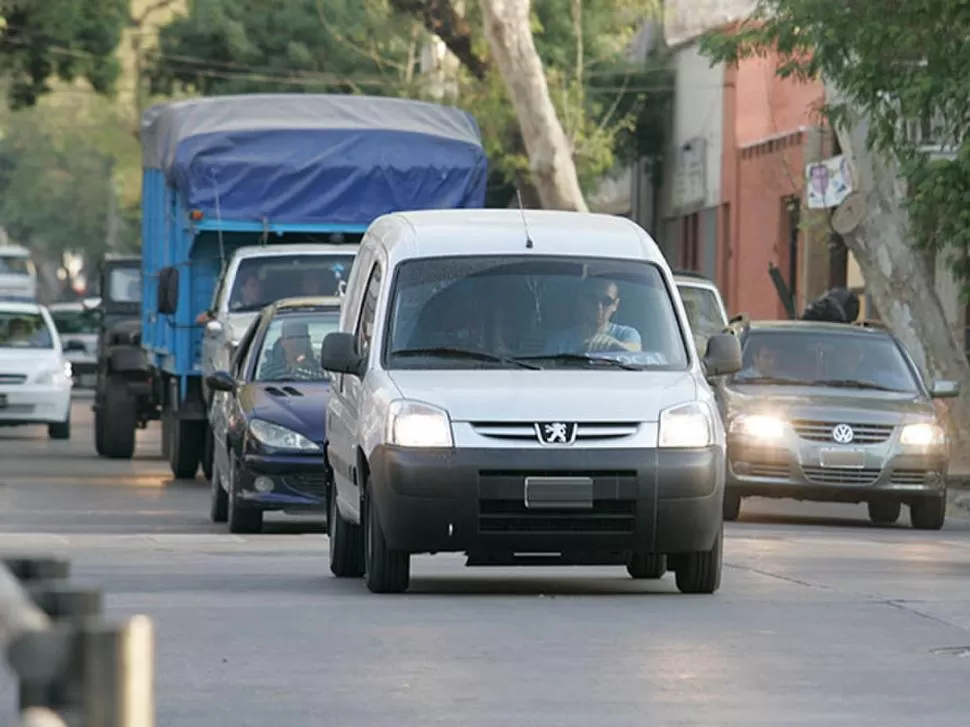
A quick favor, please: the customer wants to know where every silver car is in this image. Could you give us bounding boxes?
[715,320,959,529]
[674,271,729,353]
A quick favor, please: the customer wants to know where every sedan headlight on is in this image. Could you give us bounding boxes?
[728,414,786,441]
[899,422,946,447]
[248,419,321,453]
[35,361,73,385]
[386,400,453,448]
[658,402,714,448]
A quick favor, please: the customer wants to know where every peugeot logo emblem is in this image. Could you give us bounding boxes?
[535,422,578,445]
[831,423,855,444]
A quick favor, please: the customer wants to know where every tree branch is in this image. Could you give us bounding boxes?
[388,0,491,81]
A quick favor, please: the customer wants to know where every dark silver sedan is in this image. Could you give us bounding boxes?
[714,320,959,529]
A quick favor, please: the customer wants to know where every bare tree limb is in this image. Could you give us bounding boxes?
[388,0,491,81]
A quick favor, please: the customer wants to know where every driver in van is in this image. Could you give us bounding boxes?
[550,278,642,354]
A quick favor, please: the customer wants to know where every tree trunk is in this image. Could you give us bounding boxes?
[825,80,970,468]
[479,0,588,211]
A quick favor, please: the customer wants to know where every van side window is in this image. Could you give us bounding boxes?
[356,265,383,360]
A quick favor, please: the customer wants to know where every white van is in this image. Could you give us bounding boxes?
[0,245,37,300]
[319,209,742,594]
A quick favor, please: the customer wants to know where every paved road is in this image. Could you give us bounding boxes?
[2,394,970,726]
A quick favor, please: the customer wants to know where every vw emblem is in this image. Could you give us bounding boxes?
[831,423,854,444]
[535,422,578,445]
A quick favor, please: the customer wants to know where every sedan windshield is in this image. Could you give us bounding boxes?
[51,308,99,335]
[253,311,341,382]
[384,256,688,370]
[731,330,920,393]
[0,311,53,349]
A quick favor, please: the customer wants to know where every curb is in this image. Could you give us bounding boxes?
[947,479,970,516]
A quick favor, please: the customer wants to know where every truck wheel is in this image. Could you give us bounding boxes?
[201,422,214,481]
[168,418,204,480]
[910,495,946,531]
[363,482,410,594]
[99,380,136,459]
[674,525,723,595]
[328,483,364,578]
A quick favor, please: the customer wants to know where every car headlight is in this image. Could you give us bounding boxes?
[658,401,714,448]
[248,419,321,452]
[899,422,945,447]
[35,362,73,385]
[386,399,453,448]
[728,414,786,441]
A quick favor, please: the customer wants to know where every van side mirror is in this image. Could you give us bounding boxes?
[205,370,236,393]
[703,333,742,377]
[930,379,960,399]
[157,266,179,315]
[321,332,364,376]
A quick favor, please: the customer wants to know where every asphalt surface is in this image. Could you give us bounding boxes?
[2,393,970,726]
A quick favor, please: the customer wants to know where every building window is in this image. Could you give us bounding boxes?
[680,212,700,270]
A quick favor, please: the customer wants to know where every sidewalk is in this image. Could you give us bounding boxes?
[948,469,970,516]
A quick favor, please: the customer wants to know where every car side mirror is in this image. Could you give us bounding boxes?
[321,332,364,376]
[930,379,960,399]
[204,320,224,338]
[703,333,742,377]
[81,298,100,311]
[205,370,237,393]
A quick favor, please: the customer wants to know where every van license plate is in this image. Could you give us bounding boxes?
[524,476,593,509]
[819,448,865,468]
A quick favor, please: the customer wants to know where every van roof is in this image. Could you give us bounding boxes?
[370,209,665,267]
[231,243,360,261]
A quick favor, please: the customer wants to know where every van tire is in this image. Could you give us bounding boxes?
[674,525,723,595]
[328,485,364,578]
[627,553,666,579]
[364,483,410,594]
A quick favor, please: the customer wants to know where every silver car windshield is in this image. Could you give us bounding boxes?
[384,255,689,371]
[678,284,726,338]
[732,330,920,393]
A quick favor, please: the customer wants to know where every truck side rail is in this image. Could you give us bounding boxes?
[0,556,154,727]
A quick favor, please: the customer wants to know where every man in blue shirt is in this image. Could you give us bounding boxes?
[550,279,642,354]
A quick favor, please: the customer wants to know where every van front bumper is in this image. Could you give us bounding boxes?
[367,445,724,557]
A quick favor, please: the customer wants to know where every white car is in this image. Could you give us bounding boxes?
[0,300,74,439]
[48,298,100,387]
[0,244,37,300]
[674,271,729,353]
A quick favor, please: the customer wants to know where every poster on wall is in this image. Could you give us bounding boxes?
[805,154,853,209]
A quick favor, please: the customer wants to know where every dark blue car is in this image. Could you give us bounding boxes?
[205,297,341,533]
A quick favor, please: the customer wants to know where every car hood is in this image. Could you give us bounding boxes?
[723,384,935,422]
[0,348,62,376]
[238,381,330,442]
[386,369,698,421]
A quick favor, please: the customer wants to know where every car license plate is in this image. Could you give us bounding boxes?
[524,476,593,509]
[0,394,6,409]
[818,448,866,469]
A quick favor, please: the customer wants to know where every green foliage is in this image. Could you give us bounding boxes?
[698,0,970,285]
[0,0,129,108]
[146,0,419,97]
[0,97,138,263]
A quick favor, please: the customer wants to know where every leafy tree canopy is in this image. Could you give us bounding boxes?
[0,0,129,108]
[699,0,970,286]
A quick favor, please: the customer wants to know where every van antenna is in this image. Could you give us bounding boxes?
[515,188,534,249]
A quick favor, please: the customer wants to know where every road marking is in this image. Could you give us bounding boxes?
[148,534,247,544]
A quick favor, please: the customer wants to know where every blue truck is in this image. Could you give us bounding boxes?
[93,93,488,479]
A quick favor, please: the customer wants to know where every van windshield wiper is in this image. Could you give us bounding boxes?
[390,347,542,370]
[514,352,643,370]
[810,378,900,392]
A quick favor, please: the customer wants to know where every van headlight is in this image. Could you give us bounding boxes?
[248,419,321,453]
[386,400,453,448]
[899,422,945,447]
[658,401,714,448]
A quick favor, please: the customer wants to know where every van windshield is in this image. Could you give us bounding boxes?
[384,256,689,370]
[229,255,355,312]
[51,308,99,335]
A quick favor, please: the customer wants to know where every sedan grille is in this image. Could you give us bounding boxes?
[0,374,26,385]
[802,466,881,485]
[791,419,895,444]
[282,472,327,498]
